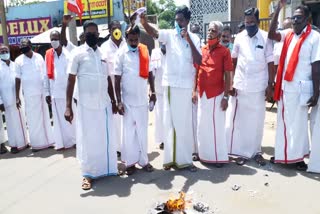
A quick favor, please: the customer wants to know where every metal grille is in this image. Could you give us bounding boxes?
[190,0,229,37]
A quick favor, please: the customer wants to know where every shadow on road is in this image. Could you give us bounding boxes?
[0,146,76,159]
[80,161,258,198]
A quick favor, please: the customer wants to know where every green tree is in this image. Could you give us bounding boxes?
[147,0,177,29]
[8,0,26,6]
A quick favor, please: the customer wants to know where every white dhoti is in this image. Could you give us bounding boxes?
[163,87,194,168]
[121,104,149,167]
[4,105,28,149]
[77,104,118,178]
[192,102,198,154]
[309,105,317,136]
[308,104,320,173]
[52,98,76,149]
[154,93,164,145]
[113,113,122,151]
[226,90,265,159]
[274,91,309,164]
[198,93,229,163]
[24,95,54,149]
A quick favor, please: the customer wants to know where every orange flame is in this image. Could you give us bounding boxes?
[165,192,186,212]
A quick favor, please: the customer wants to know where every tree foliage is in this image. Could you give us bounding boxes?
[147,0,177,29]
[8,0,26,6]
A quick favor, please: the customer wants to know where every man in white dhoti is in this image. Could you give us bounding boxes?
[150,43,166,150]
[65,20,118,190]
[114,26,156,175]
[44,30,76,150]
[192,21,233,168]
[225,7,274,166]
[140,6,202,171]
[0,45,28,154]
[101,20,126,157]
[15,39,55,152]
[268,1,320,171]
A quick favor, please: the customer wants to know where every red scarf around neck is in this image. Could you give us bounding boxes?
[138,44,149,79]
[274,24,312,101]
[45,48,55,80]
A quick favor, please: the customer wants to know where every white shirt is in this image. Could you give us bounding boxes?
[150,48,165,94]
[100,38,126,75]
[0,60,17,107]
[65,41,76,52]
[273,41,283,66]
[68,43,110,110]
[158,29,201,89]
[44,47,71,99]
[280,27,320,92]
[114,45,151,107]
[232,29,274,92]
[15,52,46,97]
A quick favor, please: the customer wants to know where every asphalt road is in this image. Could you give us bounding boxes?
[0,104,319,214]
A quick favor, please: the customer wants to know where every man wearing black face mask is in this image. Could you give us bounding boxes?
[268,1,320,172]
[225,7,274,166]
[65,20,118,190]
[15,38,55,153]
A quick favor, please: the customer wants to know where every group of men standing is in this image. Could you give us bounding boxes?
[1,0,320,191]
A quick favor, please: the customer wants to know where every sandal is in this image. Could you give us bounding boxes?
[254,154,266,166]
[142,163,154,172]
[192,153,200,161]
[10,147,19,154]
[270,156,275,164]
[163,165,171,171]
[0,144,8,154]
[188,164,197,172]
[235,157,247,166]
[125,165,137,175]
[81,177,92,190]
[296,161,307,171]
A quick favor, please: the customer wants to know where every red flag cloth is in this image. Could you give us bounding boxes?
[45,48,55,80]
[274,24,312,101]
[67,0,84,22]
[138,44,149,79]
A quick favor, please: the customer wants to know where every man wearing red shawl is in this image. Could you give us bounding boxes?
[268,0,320,171]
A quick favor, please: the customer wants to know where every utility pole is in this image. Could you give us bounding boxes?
[107,0,111,25]
[0,0,9,46]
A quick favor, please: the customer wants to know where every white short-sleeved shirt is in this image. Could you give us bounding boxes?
[68,43,110,110]
[273,41,283,66]
[114,45,151,107]
[0,61,17,107]
[158,29,201,89]
[15,52,46,97]
[44,47,72,99]
[150,48,165,94]
[232,29,274,92]
[279,27,320,91]
[100,38,126,75]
